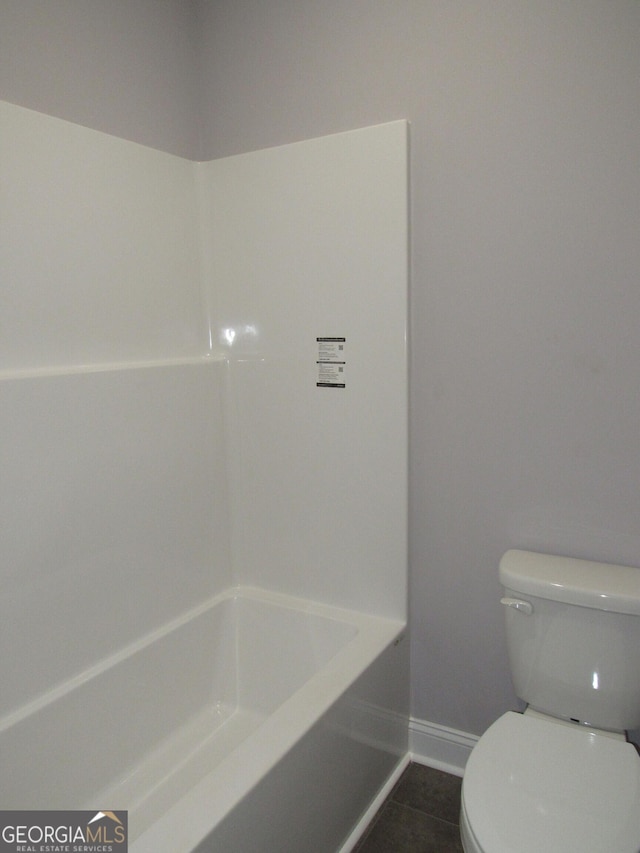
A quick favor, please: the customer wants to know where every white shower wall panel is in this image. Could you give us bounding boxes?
[1,104,409,843]
[0,360,232,719]
[1,101,407,685]
[224,357,407,617]
[199,122,408,619]
[0,100,205,372]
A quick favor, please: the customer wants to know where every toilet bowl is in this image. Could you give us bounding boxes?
[460,549,640,853]
[460,710,640,853]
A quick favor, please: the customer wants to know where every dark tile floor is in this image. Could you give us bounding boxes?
[354,762,464,853]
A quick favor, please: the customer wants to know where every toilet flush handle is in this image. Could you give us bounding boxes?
[500,597,533,615]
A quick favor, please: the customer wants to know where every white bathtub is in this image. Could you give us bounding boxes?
[1,586,408,852]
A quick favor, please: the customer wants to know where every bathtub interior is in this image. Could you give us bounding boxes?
[133,594,408,853]
[0,587,388,840]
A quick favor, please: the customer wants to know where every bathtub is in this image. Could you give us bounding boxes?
[1,586,408,852]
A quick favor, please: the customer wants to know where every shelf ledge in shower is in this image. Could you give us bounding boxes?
[0,353,226,383]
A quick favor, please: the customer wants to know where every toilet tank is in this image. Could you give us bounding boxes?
[499,550,640,732]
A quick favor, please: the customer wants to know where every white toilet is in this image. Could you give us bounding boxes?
[460,549,640,853]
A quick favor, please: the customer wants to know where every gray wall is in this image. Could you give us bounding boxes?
[195,0,640,737]
[3,0,640,738]
[0,0,200,158]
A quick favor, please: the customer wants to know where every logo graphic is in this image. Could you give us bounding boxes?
[0,810,127,853]
[88,812,123,827]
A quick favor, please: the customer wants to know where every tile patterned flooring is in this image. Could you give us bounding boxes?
[354,762,464,853]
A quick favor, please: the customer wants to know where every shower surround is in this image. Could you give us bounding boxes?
[0,100,408,851]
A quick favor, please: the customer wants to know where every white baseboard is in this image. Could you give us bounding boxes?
[339,751,411,853]
[409,717,478,777]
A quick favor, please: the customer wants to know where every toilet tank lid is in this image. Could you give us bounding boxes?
[499,549,640,615]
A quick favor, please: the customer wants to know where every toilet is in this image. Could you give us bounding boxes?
[460,549,640,853]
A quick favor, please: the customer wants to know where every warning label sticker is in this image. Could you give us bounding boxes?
[317,337,346,388]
